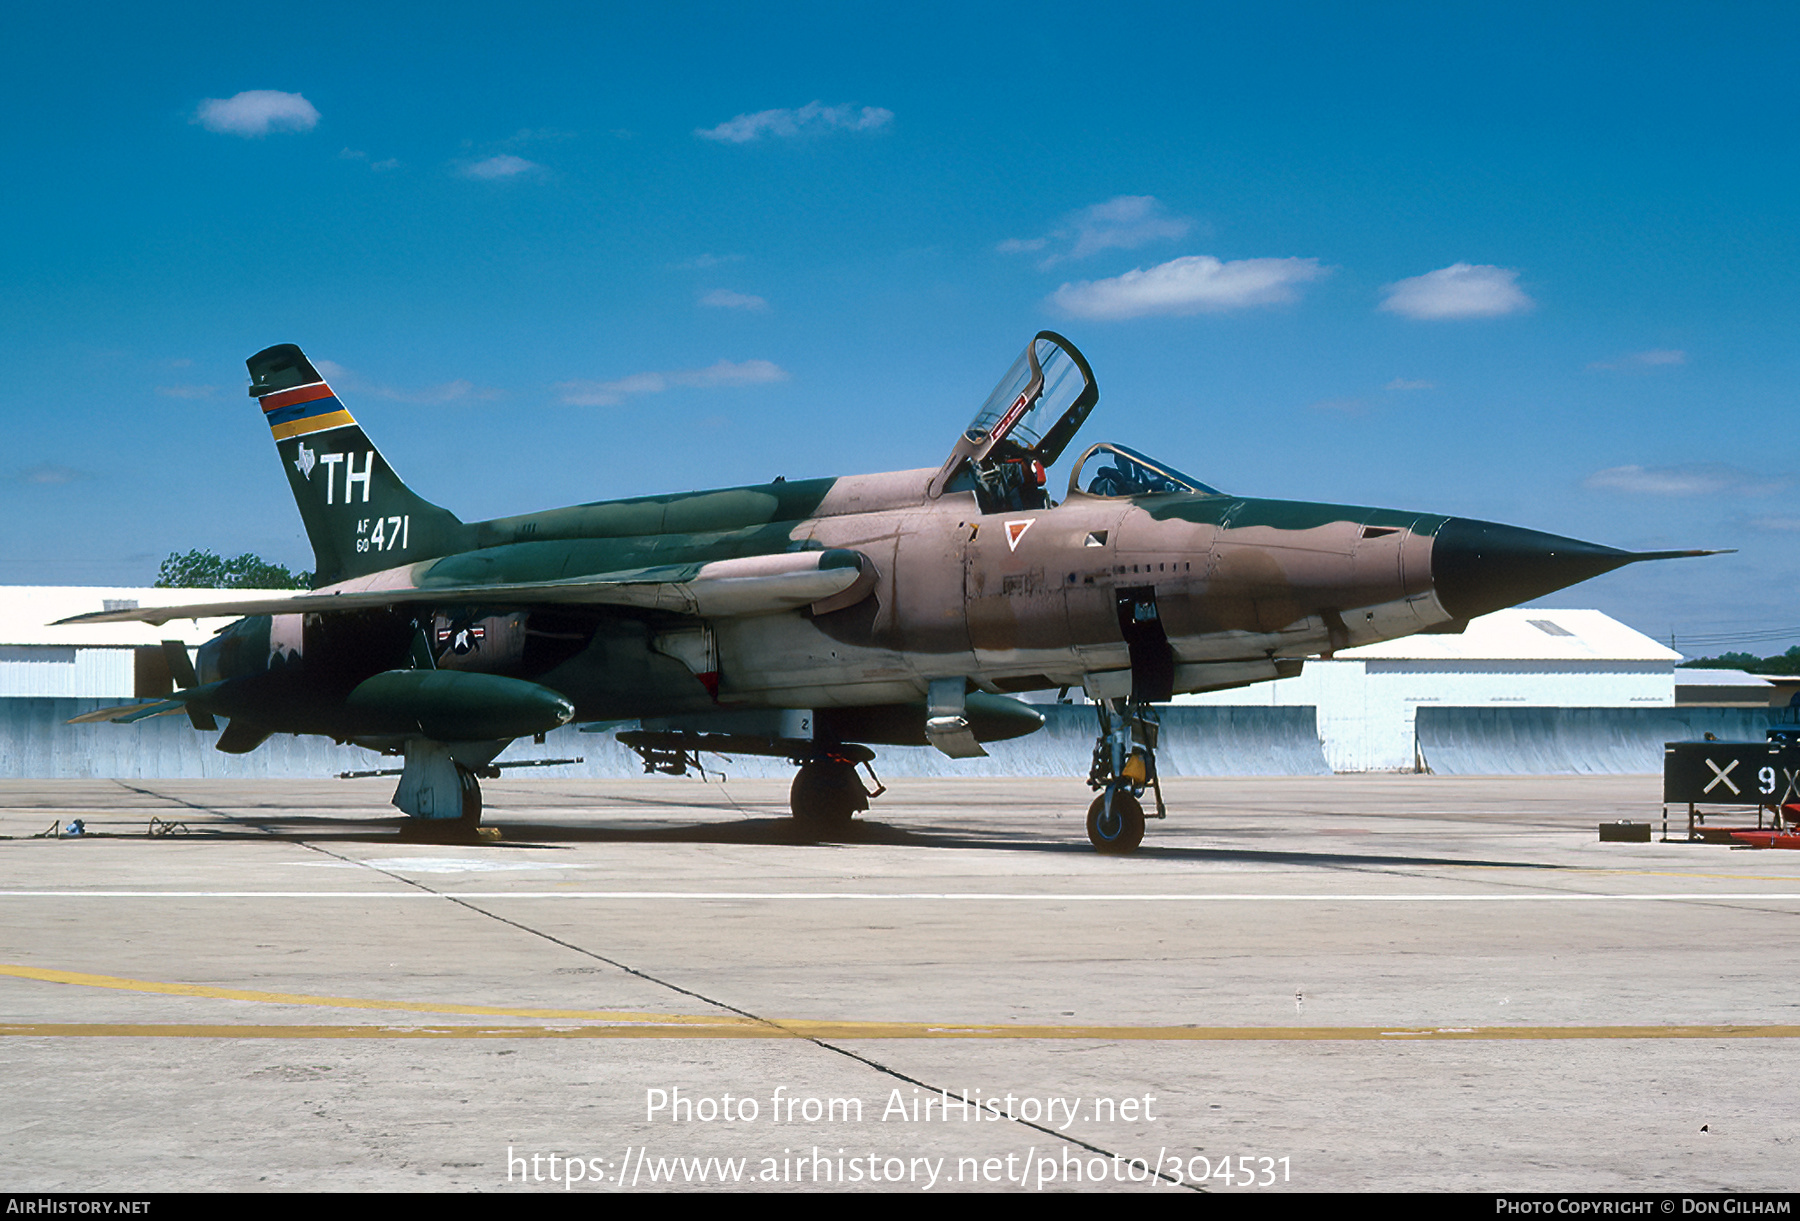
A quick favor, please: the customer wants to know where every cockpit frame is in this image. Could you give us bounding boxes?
[1067,442,1222,500]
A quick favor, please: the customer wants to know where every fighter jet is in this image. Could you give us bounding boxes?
[63,333,1718,851]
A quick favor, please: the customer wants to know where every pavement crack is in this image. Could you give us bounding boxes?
[112,781,284,837]
[302,839,1201,1191]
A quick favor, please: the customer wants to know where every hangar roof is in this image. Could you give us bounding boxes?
[1343,608,1683,663]
[0,587,265,647]
[1673,668,1774,688]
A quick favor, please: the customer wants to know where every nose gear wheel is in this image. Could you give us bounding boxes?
[1085,697,1164,854]
[1087,789,1145,854]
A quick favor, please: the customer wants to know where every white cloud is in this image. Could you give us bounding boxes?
[1584,463,1790,497]
[504,127,576,145]
[382,379,479,405]
[1066,196,1192,261]
[1747,515,1800,533]
[16,464,87,484]
[1384,378,1436,391]
[341,148,401,172]
[555,359,789,407]
[1587,348,1687,372]
[676,253,744,270]
[1380,263,1532,319]
[193,90,320,137]
[675,359,787,388]
[1051,255,1326,320]
[699,289,768,311]
[554,379,650,407]
[460,154,541,180]
[314,359,493,405]
[696,101,893,143]
[1001,195,1192,267]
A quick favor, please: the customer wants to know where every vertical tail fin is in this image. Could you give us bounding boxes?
[247,344,465,587]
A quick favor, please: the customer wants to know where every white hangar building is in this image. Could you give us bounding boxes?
[0,587,248,700]
[1175,608,1684,773]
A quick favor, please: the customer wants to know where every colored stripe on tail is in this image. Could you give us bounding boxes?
[247,344,466,586]
[261,382,356,441]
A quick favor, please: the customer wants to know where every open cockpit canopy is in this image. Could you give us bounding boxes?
[930,331,1098,512]
[1067,442,1222,499]
[931,333,1223,512]
[960,331,1097,466]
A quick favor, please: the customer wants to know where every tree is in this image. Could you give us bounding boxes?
[155,550,312,590]
[1678,647,1800,677]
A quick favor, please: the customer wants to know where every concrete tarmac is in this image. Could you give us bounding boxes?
[1,774,1797,1193]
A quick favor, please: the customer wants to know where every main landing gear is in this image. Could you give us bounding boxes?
[1086,698,1165,854]
[790,755,880,830]
[616,728,885,833]
[387,738,490,840]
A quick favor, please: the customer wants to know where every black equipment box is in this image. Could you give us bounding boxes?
[1663,740,1800,806]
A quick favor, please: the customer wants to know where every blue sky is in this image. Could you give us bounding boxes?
[2,2,1795,654]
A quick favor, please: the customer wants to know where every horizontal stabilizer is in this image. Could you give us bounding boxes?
[66,681,224,728]
[67,700,188,725]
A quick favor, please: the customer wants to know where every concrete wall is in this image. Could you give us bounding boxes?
[1178,658,1674,771]
[0,699,1328,781]
[25,698,1765,783]
[1416,706,1786,776]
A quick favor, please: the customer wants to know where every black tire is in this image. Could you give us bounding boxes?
[1087,790,1145,854]
[790,761,868,828]
[456,766,483,827]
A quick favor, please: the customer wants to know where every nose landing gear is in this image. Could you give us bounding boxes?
[1086,698,1164,854]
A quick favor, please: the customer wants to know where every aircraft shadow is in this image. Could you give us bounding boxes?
[68,805,1567,870]
[490,819,1563,870]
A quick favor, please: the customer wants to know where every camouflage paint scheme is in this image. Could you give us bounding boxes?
[91,466,1451,720]
[63,335,1712,843]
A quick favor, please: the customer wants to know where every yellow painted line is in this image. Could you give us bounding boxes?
[5,1022,1800,1041]
[0,963,754,1028]
[7,963,1800,1042]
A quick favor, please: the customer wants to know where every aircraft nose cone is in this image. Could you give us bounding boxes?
[1431,518,1635,621]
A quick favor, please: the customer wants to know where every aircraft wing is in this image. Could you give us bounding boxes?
[55,549,877,626]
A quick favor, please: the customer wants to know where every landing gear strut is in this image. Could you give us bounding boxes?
[1086,698,1164,854]
[390,737,495,834]
[615,727,886,832]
